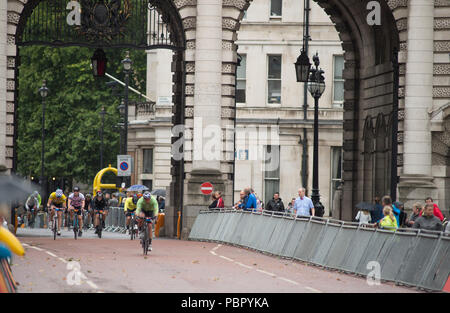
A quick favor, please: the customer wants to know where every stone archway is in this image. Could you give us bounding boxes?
[222,0,405,220]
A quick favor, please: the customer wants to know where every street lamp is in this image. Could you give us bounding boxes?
[295,51,326,216]
[91,49,108,77]
[99,106,107,170]
[121,51,132,186]
[39,80,49,202]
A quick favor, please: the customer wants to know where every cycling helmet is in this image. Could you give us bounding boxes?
[96,190,103,197]
[73,186,80,192]
[132,194,138,204]
[32,190,39,197]
[55,189,63,198]
[85,193,92,198]
[143,192,151,200]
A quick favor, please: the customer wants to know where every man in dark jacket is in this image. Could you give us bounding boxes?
[266,192,285,214]
[413,203,443,231]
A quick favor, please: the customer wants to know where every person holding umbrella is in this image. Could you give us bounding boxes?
[355,202,374,225]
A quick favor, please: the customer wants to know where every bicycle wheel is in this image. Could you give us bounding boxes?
[73,217,78,240]
[97,214,102,238]
[130,218,135,240]
[53,215,57,240]
[143,224,149,255]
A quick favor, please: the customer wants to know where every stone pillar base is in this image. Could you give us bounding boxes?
[398,175,438,211]
[181,169,231,239]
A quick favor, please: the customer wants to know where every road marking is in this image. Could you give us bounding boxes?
[277,277,299,285]
[305,286,322,293]
[86,280,99,289]
[210,251,217,256]
[46,251,57,257]
[235,262,252,269]
[256,269,276,277]
[219,255,234,262]
[58,257,68,264]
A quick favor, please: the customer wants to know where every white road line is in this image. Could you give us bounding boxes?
[235,262,252,269]
[256,269,276,277]
[58,257,68,264]
[22,243,29,247]
[86,280,99,289]
[219,255,234,262]
[277,277,299,285]
[210,251,217,256]
[30,246,44,251]
[305,286,322,293]
[212,246,220,251]
[46,251,57,257]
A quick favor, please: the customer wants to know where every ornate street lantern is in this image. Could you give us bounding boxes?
[91,49,108,77]
[294,49,311,83]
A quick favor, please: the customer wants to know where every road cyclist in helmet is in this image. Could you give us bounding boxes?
[124,194,139,234]
[93,191,108,235]
[47,189,67,236]
[68,186,85,238]
[136,192,159,252]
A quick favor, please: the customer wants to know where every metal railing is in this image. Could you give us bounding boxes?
[189,209,450,292]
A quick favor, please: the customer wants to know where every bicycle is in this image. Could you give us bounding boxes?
[72,208,81,240]
[51,208,62,240]
[129,212,137,240]
[140,216,154,255]
[95,210,104,238]
[82,210,90,230]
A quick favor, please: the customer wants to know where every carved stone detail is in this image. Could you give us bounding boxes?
[182,17,196,30]
[387,0,408,10]
[434,41,450,52]
[433,87,450,97]
[185,107,194,117]
[7,57,15,69]
[222,18,238,30]
[435,18,450,29]
[173,0,197,9]
[434,63,450,75]
[7,12,20,25]
[222,0,248,10]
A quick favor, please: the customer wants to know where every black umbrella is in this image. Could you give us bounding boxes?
[150,189,166,198]
[355,202,375,212]
[0,174,41,204]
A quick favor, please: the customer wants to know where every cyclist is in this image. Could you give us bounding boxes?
[84,193,93,227]
[136,192,159,251]
[92,191,108,234]
[25,191,41,227]
[124,194,138,234]
[68,187,85,237]
[47,189,67,236]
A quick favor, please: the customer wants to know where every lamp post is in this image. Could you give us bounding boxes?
[295,52,325,216]
[39,80,49,202]
[99,106,106,170]
[121,51,132,186]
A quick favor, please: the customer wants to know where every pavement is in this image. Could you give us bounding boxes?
[10,228,419,293]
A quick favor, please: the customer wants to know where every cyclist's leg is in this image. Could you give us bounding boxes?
[57,209,63,232]
[78,210,83,229]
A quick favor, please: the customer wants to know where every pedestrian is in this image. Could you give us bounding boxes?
[371,196,383,223]
[394,201,407,227]
[355,208,371,225]
[158,196,165,212]
[293,187,314,217]
[266,192,285,214]
[243,187,257,212]
[108,193,119,208]
[423,197,444,221]
[287,198,296,214]
[413,203,443,231]
[208,191,224,209]
[406,202,422,227]
[382,195,400,227]
[233,190,246,210]
[379,206,398,231]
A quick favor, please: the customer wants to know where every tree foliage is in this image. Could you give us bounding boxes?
[16,45,146,185]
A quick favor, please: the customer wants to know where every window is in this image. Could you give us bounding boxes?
[142,180,152,191]
[236,54,246,103]
[243,10,247,20]
[270,0,282,17]
[268,55,282,104]
[330,147,343,217]
[143,148,153,174]
[263,145,280,204]
[333,55,344,107]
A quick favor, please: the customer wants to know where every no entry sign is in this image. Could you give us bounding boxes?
[201,182,213,195]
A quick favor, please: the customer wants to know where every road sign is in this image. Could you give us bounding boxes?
[201,182,213,195]
[117,155,133,176]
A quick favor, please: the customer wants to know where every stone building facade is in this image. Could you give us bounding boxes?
[1,0,449,237]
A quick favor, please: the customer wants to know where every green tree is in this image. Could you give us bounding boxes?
[17,45,146,185]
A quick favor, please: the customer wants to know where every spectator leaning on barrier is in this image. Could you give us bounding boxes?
[379,206,398,231]
[406,202,423,228]
[382,195,400,227]
[371,196,384,223]
[413,203,443,232]
[209,191,224,209]
[355,208,371,225]
[423,197,444,222]
[293,187,314,217]
[233,190,246,210]
[266,192,285,214]
[287,198,296,214]
[108,193,119,208]
[243,187,257,212]
[394,201,407,227]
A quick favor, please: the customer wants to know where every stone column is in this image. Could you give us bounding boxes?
[398,0,437,206]
[181,0,224,238]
